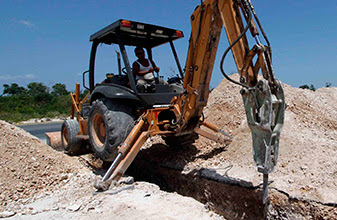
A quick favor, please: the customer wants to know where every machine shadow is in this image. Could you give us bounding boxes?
[126,142,265,220]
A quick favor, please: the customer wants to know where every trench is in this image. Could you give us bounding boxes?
[125,143,337,220]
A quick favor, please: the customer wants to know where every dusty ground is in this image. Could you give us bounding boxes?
[0,120,88,209]
[0,120,223,219]
[0,74,336,219]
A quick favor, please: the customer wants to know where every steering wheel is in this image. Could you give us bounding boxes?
[122,67,132,75]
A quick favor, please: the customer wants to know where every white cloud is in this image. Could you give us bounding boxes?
[17,19,35,27]
[0,74,37,80]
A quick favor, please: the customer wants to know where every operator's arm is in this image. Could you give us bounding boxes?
[150,60,160,73]
[132,62,154,76]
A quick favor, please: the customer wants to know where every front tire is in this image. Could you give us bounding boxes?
[88,98,134,162]
[61,119,81,155]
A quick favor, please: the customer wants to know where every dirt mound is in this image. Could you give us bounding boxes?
[127,75,336,218]
[0,122,222,219]
[199,74,337,204]
[0,120,90,210]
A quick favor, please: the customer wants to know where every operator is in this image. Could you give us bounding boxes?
[132,47,160,93]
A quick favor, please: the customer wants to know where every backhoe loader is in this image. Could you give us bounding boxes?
[58,0,285,203]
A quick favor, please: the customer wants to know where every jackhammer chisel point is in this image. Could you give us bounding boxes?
[262,173,269,204]
[94,179,111,191]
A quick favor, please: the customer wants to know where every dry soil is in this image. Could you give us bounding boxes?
[0,74,336,219]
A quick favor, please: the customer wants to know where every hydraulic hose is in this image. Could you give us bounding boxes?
[220,0,254,89]
[247,0,270,48]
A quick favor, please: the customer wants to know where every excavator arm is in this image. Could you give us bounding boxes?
[177,0,279,130]
[174,0,285,203]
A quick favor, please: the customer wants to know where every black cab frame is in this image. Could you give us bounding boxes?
[84,19,185,108]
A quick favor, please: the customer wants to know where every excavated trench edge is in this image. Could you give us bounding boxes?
[125,145,337,220]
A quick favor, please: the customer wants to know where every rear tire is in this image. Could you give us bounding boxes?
[61,119,81,155]
[88,98,134,162]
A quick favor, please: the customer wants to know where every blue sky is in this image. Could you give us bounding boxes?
[1,0,337,93]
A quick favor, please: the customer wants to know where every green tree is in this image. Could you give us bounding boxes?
[26,82,52,113]
[299,84,309,90]
[51,83,69,96]
[309,84,316,91]
[27,82,49,96]
[3,83,26,95]
[0,81,73,122]
[80,89,90,100]
[299,84,316,91]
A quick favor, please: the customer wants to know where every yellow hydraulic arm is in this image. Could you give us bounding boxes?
[173,0,285,203]
[176,0,275,131]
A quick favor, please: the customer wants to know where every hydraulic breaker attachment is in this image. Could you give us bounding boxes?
[241,78,285,203]
[216,0,285,203]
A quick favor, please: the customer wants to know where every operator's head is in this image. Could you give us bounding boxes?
[135,47,145,58]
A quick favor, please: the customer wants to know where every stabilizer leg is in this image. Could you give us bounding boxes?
[94,117,148,190]
[196,120,233,144]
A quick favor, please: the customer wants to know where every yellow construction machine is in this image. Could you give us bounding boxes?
[59,0,285,203]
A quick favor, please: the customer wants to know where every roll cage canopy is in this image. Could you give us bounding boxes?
[87,19,185,103]
[89,19,184,48]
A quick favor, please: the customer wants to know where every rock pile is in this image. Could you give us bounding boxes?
[0,120,89,211]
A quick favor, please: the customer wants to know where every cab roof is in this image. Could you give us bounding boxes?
[90,19,184,48]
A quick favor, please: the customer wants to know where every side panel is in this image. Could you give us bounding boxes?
[90,85,140,104]
[90,84,182,107]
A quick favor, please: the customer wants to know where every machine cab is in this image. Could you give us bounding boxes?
[85,19,185,108]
